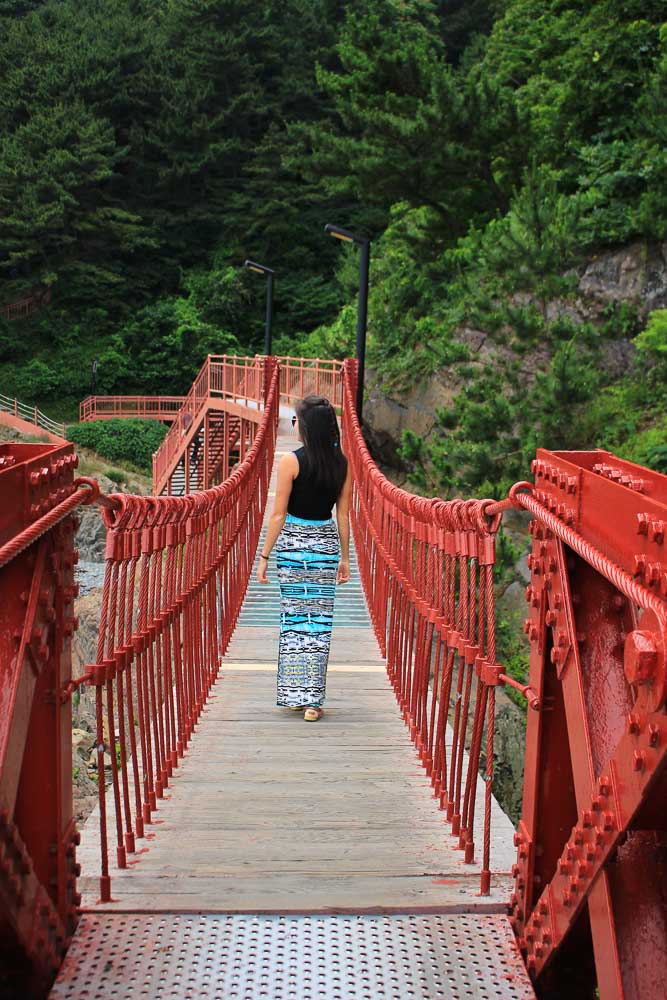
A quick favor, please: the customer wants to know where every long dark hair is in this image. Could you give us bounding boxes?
[295,395,348,499]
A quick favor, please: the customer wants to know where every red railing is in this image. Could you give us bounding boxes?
[276,356,343,411]
[152,354,265,494]
[341,359,522,895]
[79,396,186,423]
[208,353,265,405]
[74,356,342,495]
[82,358,279,901]
[342,358,667,996]
[1,287,51,322]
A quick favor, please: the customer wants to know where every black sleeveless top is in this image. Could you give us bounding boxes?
[287,447,338,521]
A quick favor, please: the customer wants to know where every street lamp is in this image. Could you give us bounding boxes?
[244,260,274,356]
[324,224,370,420]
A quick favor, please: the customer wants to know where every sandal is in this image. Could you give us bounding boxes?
[304,707,324,722]
[289,705,304,712]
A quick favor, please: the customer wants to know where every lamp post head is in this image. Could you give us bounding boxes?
[324,224,369,247]
[244,259,274,277]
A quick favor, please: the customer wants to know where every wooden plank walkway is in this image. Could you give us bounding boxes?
[78,425,516,914]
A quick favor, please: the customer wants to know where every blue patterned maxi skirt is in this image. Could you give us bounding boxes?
[276,513,340,708]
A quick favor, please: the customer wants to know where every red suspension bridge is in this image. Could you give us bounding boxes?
[0,354,664,999]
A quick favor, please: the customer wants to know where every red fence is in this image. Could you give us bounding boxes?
[3,353,665,997]
[76,355,342,496]
[82,359,279,901]
[79,396,185,423]
[341,359,666,998]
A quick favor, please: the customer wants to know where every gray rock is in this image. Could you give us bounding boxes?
[579,241,667,312]
[456,327,488,353]
[72,590,104,732]
[600,339,636,379]
[545,298,586,325]
[502,580,529,618]
[645,242,667,311]
[489,688,526,825]
[76,560,106,595]
[364,367,457,468]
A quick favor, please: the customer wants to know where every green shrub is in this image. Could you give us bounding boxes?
[67,419,167,475]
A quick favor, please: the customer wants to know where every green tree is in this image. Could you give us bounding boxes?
[0,100,154,304]
[291,0,506,241]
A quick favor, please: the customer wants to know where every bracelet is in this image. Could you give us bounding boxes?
[260,553,270,560]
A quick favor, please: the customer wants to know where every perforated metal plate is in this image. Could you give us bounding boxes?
[50,913,534,999]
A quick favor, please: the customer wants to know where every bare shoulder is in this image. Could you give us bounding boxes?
[278,452,299,477]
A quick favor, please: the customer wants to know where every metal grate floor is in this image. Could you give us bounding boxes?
[50,913,534,1000]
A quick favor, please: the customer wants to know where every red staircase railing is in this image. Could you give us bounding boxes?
[75,355,342,496]
[152,354,265,494]
[79,396,186,423]
[81,358,279,901]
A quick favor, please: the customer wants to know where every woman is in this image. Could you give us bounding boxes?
[256,395,351,721]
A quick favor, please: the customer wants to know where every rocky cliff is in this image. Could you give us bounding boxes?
[364,240,667,471]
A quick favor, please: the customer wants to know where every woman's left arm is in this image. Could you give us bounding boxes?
[256,452,298,583]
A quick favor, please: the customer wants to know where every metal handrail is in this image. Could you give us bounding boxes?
[0,392,65,438]
[79,396,186,422]
[273,355,344,411]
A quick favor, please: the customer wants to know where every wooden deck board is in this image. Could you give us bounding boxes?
[78,431,516,916]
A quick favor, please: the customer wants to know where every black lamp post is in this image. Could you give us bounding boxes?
[244,260,274,356]
[324,224,370,420]
[91,358,98,395]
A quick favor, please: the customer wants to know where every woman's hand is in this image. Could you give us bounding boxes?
[337,559,350,585]
[257,557,269,584]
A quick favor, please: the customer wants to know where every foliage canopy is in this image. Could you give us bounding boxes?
[0,0,664,492]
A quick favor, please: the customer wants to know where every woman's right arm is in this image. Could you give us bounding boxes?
[256,453,297,583]
[336,462,352,584]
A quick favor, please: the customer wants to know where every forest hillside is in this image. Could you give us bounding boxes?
[0,0,666,502]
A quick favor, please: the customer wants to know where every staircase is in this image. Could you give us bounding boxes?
[152,354,265,495]
[238,521,371,628]
[161,415,244,495]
